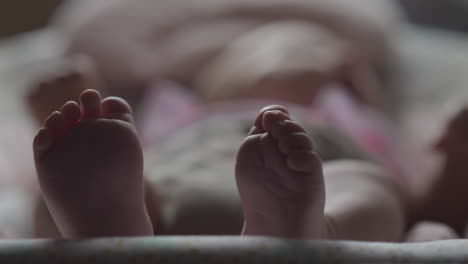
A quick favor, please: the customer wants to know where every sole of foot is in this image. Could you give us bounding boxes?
[33,89,153,238]
[236,105,326,238]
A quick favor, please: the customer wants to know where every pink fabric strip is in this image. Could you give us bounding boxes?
[312,84,410,187]
[137,81,203,147]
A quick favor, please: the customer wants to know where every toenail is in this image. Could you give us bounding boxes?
[50,111,62,119]
[278,120,287,126]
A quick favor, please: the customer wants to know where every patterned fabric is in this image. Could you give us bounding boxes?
[139,80,378,162]
[140,80,401,175]
[142,86,378,235]
[312,85,410,187]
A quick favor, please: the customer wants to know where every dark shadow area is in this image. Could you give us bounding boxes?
[398,0,468,32]
[0,0,62,38]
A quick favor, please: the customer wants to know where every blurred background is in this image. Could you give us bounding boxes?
[0,0,61,38]
[3,0,468,38]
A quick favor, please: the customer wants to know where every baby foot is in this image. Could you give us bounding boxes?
[236,105,326,238]
[27,56,103,124]
[33,89,153,238]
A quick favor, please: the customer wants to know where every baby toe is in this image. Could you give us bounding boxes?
[278,132,315,155]
[250,106,291,135]
[286,150,322,173]
[101,97,134,123]
[259,105,290,116]
[61,101,82,124]
[268,118,307,142]
[262,110,291,132]
[80,89,102,118]
[44,111,66,134]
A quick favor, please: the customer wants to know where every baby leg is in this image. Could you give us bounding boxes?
[33,89,153,238]
[236,106,326,238]
[323,160,405,241]
[33,193,61,238]
[236,105,405,241]
[418,106,468,233]
[406,221,458,242]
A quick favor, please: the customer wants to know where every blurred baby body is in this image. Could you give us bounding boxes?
[50,0,402,107]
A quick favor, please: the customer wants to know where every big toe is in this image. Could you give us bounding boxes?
[260,105,289,115]
[250,105,290,135]
[60,101,81,125]
[101,97,134,123]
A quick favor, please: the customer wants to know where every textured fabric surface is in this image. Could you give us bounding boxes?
[0,237,467,263]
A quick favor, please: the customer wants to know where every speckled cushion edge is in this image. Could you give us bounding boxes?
[0,236,467,263]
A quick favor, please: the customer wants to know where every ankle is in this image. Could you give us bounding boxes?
[321,215,337,240]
